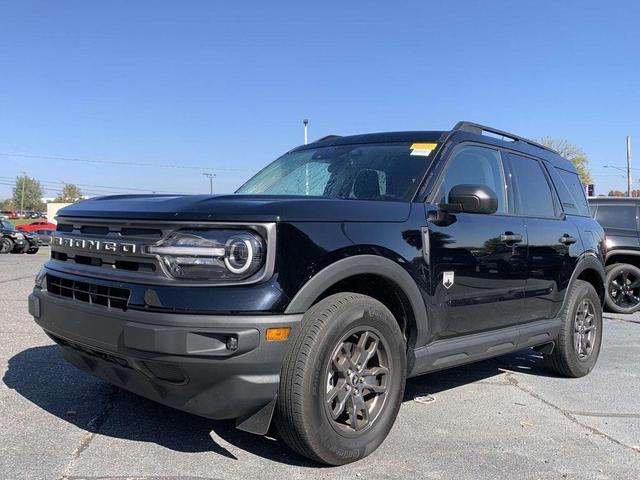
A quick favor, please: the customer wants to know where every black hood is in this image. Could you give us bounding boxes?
[56,194,411,223]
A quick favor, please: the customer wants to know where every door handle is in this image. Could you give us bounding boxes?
[500,232,523,244]
[559,234,577,245]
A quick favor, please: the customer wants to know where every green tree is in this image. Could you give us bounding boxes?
[0,198,15,210]
[12,175,44,211]
[54,183,83,203]
[538,138,592,184]
[608,190,626,197]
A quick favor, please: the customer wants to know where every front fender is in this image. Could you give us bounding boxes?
[284,255,429,347]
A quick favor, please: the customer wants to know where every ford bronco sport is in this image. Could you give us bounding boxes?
[29,122,605,465]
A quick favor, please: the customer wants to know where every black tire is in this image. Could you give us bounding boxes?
[544,280,602,377]
[275,293,406,465]
[27,247,39,254]
[604,263,640,314]
[0,238,14,254]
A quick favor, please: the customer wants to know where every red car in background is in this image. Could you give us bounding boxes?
[15,221,56,232]
[0,211,19,219]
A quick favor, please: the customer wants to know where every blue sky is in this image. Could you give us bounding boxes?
[1,1,639,199]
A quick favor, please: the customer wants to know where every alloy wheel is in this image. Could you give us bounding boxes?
[574,298,597,360]
[324,329,391,434]
[609,269,640,309]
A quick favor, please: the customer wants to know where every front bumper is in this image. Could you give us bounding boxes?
[29,288,302,423]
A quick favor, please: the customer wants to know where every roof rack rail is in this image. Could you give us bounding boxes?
[452,121,557,154]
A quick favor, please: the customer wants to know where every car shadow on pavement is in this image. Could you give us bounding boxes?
[3,345,553,467]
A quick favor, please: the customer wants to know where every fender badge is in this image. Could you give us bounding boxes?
[443,271,454,289]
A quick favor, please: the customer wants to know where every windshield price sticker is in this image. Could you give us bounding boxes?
[410,143,437,156]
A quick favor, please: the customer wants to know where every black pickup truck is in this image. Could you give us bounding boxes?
[29,122,605,465]
[589,197,640,313]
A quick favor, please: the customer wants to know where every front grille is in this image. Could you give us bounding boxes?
[47,274,130,310]
[51,219,166,278]
[56,223,162,237]
[51,251,157,273]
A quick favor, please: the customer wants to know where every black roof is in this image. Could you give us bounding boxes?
[295,130,447,149]
[588,196,640,203]
[293,121,575,172]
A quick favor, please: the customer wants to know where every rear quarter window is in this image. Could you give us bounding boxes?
[547,166,590,216]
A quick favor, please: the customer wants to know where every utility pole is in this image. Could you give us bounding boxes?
[202,173,216,194]
[303,118,309,145]
[20,170,26,213]
[627,136,632,197]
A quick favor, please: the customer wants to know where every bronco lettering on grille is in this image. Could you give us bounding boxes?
[51,236,137,254]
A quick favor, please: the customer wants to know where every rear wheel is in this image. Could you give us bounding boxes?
[604,263,640,314]
[544,280,602,377]
[276,293,406,465]
[0,238,14,254]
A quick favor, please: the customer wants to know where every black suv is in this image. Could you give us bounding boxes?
[29,122,605,465]
[589,197,640,313]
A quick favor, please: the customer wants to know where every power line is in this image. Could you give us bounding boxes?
[0,152,244,173]
[0,180,181,197]
[0,176,186,194]
[0,181,126,197]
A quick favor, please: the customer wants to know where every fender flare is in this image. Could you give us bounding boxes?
[284,255,429,347]
[562,252,605,311]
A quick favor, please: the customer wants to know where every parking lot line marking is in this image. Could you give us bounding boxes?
[566,411,640,418]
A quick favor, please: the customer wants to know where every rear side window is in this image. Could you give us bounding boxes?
[552,168,590,216]
[505,153,556,217]
[595,205,637,230]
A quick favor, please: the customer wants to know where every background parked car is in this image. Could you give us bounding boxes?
[32,228,55,245]
[0,219,38,254]
[15,221,56,232]
[589,197,640,313]
[0,210,19,219]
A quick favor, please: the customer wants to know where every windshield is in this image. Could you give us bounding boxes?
[236,143,435,202]
[1,220,14,230]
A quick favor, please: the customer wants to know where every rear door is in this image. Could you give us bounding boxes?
[504,152,581,323]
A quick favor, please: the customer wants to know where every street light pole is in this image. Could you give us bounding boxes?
[627,136,632,197]
[303,118,309,145]
[202,173,216,194]
[303,119,310,194]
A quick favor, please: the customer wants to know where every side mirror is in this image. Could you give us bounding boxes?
[442,184,498,214]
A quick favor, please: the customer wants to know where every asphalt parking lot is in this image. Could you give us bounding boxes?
[1,253,639,480]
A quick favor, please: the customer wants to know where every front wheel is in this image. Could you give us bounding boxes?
[275,293,406,465]
[0,238,14,254]
[604,263,640,314]
[544,280,602,377]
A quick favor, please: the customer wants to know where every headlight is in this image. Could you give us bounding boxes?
[147,229,265,281]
